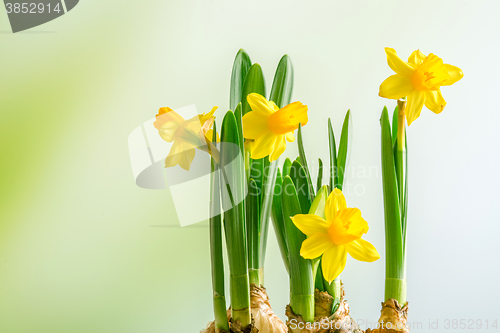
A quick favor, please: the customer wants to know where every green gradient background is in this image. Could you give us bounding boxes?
[2,1,500,332]
[0,3,218,332]
[0,2,292,332]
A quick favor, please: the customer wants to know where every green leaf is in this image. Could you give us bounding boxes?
[289,160,312,214]
[309,185,328,218]
[328,118,338,192]
[246,178,261,285]
[283,158,292,177]
[308,186,330,297]
[336,110,351,190]
[390,104,408,253]
[380,107,404,280]
[230,49,252,111]
[316,158,323,193]
[281,176,314,323]
[242,64,266,115]
[402,133,408,253]
[234,103,244,154]
[269,54,294,108]
[220,111,248,275]
[314,263,325,292]
[309,186,341,310]
[249,158,265,203]
[297,124,315,200]
[259,158,278,271]
[258,56,294,272]
[324,278,341,315]
[282,176,306,263]
[271,168,289,273]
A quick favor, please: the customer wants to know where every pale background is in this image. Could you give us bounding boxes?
[1,1,499,332]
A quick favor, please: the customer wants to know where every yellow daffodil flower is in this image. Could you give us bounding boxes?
[291,189,380,283]
[154,106,217,171]
[242,93,308,162]
[379,47,463,125]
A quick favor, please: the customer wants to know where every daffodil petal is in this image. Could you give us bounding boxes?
[379,74,415,100]
[300,233,334,259]
[198,106,218,126]
[158,121,180,142]
[385,48,415,77]
[251,131,277,160]
[425,89,447,114]
[242,111,269,140]
[325,188,347,222]
[178,147,196,171]
[165,141,181,168]
[165,141,195,171]
[407,49,426,66]
[270,135,286,162]
[442,64,464,86]
[405,90,426,126]
[247,93,274,116]
[207,106,218,118]
[346,238,380,262]
[321,245,347,284]
[285,132,295,142]
[290,214,330,237]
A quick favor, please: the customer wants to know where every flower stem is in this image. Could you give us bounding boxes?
[230,273,252,325]
[221,111,251,328]
[247,178,261,287]
[396,100,407,231]
[249,269,260,286]
[209,125,230,332]
[385,278,407,306]
[290,293,315,322]
[271,169,290,274]
[324,278,341,314]
[396,100,406,151]
[259,159,278,285]
[392,100,408,306]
